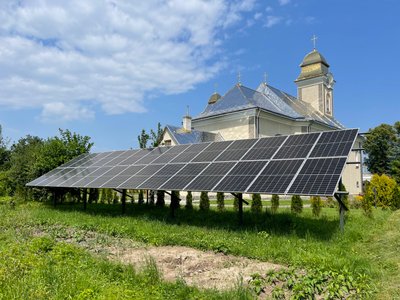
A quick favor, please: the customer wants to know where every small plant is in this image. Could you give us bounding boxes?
[291,195,303,214]
[364,174,399,210]
[112,191,119,204]
[199,191,209,211]
[233,197,239,212]
[251,194,262,213]
[138,190,144,205]
[361,194,373,217]
[310,196,322,217]
[339,181,349,208]
[216,192,224,211]
[324,196,337,208]
[271,194,279,213]
[156,190,165,207]
[185,191,193,210]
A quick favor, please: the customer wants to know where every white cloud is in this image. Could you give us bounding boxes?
[265,6,273,12]
[278,0,291,5]
[0,0,256,121]
[265,15,283,28]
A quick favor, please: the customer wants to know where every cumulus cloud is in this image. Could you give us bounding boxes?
[0,0,256,122]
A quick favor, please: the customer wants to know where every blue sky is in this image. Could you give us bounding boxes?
[0,0,399,151]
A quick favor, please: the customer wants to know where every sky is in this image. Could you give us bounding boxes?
[0,0,399,151]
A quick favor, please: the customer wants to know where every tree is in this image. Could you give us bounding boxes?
[364,174,400,210]
[199,191,209,211]
[137,129,150,149]
[364,123,398,175]
[291,195,303,214]
[216,192,224,211]
[0,125,10,170]
[310,196,323,217]
[150,122,163,147]
[271,194,279,213]
[251,194,262,213]
[185,191,193,210]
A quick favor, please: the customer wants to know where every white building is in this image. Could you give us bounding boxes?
[161,48,362,195]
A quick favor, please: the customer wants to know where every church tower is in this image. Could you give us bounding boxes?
[295,43,335,117]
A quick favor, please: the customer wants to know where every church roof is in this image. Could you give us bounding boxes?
[164,125,223,145]
[300,49,329,67]
[193,83,344,129]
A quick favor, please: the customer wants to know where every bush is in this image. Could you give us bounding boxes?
[291,195,303,214]
[339,182,349,208]
[271,194,279,213]
[324,196,337,208]
[156,191,165,207]
[112,191,119,204]
[138,190,144,205]
[185,191,193,210]
[310,196,322,217]
[251,194,262,214]
[350,195,363,209]
[360,195,373,217]
[216,192,224,211]
[199,191,209,211]
[365,174,400,210]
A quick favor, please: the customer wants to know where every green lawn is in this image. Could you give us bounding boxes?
[1,199,399,299]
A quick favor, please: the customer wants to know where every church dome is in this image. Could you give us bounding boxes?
[208,92,221,104]
[300,49,329,67]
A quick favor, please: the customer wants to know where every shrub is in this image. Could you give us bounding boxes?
[216,192,224,211]
[138,190,144,205]
[112,191,119,204]
[271,194,279,213]
[360,195,373,217]
[291,195,303,214]
[156,190,165,207]
[185,191,193,210]
[148,190,154,205]
[324,196,337,208]
[365,174,399,210]
[199,191,209,211]
[310,196,322,217]
[251,194,262,214]
[350,195,363,209]
[339,181,349,208]
[233,197,239,212]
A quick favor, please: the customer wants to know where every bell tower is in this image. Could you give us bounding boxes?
[295,36,335,117]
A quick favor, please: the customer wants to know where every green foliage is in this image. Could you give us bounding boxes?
[310,196,323,217]
[216,192,224,211]
[324,196,337,208]
[137,129,150,149]
[88,188,99,204]
[150,122,164,147]
[251,194,262,214]
[365,174,400,210]
[199,191,209,211]
[156,190,165,207]
[359,195,373,217]
[185,191,193,210]
[291,195,303,214]
[271,194,279,213]
[364,122,400,180]
[112,191,119,204]
[249,267,373,299]
[233,197,239,212]
[339,181,349,208]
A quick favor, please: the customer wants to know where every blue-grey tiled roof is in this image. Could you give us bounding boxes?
[165,125,223,145]
[194,83,344,129]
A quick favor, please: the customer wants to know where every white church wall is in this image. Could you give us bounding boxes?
[299,84,321,113]
[160,130,176,146]
[341,137,363,195]
[258,112,304,136]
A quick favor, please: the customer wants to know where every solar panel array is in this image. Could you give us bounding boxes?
[27,129,358,196]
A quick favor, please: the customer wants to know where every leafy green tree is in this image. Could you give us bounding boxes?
[199,191,209,211]
[138,129,150,149]
[310,196,323,217]
[364,123,398,175]
[291,195,303,214]
[156,190,165,207]
[185,191,193,210]
[150,122,163,147]
[216,192,224,211]
[365,174,399,210]
[251,194,262,213]
[0,125,10,170]
[271,194,279,213]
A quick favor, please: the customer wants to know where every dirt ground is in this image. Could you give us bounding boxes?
[35,226,283,290]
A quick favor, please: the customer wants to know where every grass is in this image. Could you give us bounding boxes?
[1,198,399,298]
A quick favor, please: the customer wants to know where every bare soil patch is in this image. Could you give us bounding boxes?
[36,225,283,290]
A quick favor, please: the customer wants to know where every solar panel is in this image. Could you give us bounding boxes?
[215,139,257,162]
[214,161,267,192]
[159,163,209,190]
[185,162,236,191]
[27,129,358,196]
[242,136,287,160]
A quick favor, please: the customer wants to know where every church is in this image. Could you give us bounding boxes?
[160,47,362,195]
